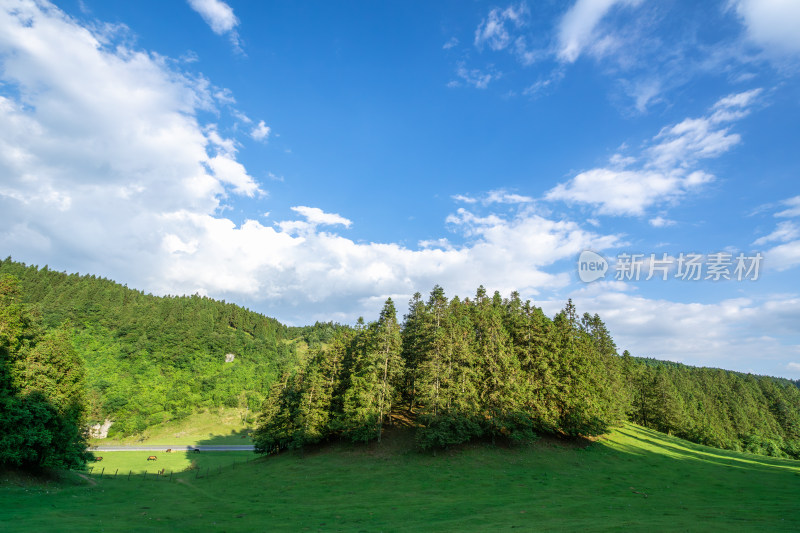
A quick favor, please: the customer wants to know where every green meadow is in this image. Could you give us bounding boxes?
[84,451,254,478]
[2,423,799,532]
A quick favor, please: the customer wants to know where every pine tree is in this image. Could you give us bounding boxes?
[415,286,450,419]
[473,288,526,442]
[373,299,403,442]
[400,292,425,410]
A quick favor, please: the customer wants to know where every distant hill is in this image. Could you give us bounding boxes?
[0,258,300,437]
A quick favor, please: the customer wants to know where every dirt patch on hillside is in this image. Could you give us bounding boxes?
[75,473,97,486]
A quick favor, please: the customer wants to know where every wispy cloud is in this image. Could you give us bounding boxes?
[470,2,542,67]
[556,0,642,63]
[754,221,798,246]
[522,68,565,97]
[756,197,800,271]
[776,196,800,218]
[443,37,459,50]
[276,206,352,235]
[453,189,534,205]
[452,194,478,204]
[649,216,676,228]
[474,3,528,52]
[546,89,762,216]
[458,0,771,114]
[187,0,242,50]
[449,62,499,89]
[290,206,352,228]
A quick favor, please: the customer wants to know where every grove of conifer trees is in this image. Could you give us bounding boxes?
[254,286,628,453]
[255,285,800,459]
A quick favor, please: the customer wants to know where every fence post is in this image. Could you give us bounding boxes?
[128,470,131,480]
[100,467,105,479]
[114,469,118,478]
[169,471,173,482]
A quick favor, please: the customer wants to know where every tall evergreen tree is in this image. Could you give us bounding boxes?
[400,292,425,410]
[373,299,403,442]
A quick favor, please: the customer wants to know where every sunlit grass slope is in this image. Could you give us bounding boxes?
[89,408,254,446]
[3,423,799,532]
[83,451,253,477]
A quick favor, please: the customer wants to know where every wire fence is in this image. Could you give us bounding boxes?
[86,455,260,482]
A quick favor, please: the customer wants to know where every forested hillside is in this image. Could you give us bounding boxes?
[256,286,800,460]
[0,258,298,437]
[625,357,800,457]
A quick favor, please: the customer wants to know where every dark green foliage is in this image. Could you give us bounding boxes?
[287,321,349,349]
[256,288,627,452]
[0,275,90,470]
[336,300,403,443]
[254,300,405,452]
[0,258,296,437]
[415,411,483,450]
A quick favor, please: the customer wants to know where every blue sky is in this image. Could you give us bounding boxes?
[1,0,799,377]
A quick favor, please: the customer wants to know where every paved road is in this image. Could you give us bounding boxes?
[90,445,255,452]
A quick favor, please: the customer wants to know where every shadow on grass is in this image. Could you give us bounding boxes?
[180,428,258,479]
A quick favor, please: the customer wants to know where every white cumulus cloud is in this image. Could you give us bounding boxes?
[0,0,626,326]
[0,0,255,285]
[546,284,800,377]
[733,0,800,57]
[250,120,271,141]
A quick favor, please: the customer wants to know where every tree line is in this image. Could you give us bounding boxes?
[254,285,800,459]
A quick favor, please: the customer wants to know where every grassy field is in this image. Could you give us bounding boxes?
[85,451,254,477]
[3,423,800,532]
